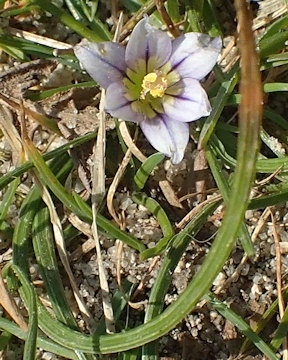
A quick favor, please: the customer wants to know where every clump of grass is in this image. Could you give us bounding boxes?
[0,0,287,359]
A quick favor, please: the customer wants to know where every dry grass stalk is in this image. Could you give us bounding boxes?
[0,272,28,331]
[176,194,222,229]
[40,184,95,329]
[159,180,183,208]
[119,122,147,163]
[91,89,115,334]
[107,148,132,225]
[8,27,72,49]
[0,105,24,164]
[270,208,288,360]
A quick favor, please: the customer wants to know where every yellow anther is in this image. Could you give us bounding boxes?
[144,72,157,83]
[141,71,167,99]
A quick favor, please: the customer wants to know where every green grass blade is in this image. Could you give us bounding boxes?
[97,213,146,252]
[0,178,19,226]
[0,317,78,359]
[140,234,173,260]
[120,348,139,360]
[0,132,97,191]
[205,144,254,256]
[205,292,278,360]
[259,31,288,58]
[270,304,288,351]
[249,184,288,210]
[12,153,75,275]
[0,41,27,61]
[29,0,107,42]
[64,0,110,40]
[0,34,73,60]
[241,288,288,353]
[0,330,12,350]
[166,0,180,22]
[142,199,220,359]
[12,265,38,360]
[132,192,174,238]
[32,206,78,329]
[202,0,222,36]
[210,134,288,173]
[12,188,42,275]
[199,67,238,148]
[260,16,288,41]
[264,82,288,93]
[27,81,96,101]
[133,153,165,190]
[25,137,145,252]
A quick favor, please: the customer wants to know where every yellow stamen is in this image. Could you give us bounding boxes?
[141,71,167,99]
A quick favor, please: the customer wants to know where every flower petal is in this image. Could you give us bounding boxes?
[170,33,222,80]
[163,78,211,122]
[74,39,126,89]
[140,115,189,164]
[125,18,172,73]
[105,81,144,122]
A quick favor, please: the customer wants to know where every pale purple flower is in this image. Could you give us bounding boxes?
[74,18,222,164]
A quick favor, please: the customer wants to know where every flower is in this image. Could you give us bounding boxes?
[74,18,222,164]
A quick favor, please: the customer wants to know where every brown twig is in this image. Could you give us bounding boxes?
[176,194,222,229]
[270,208,288,360]
[154,0,180,37]
[119,122,147,163]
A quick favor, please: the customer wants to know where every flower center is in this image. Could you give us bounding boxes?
[141,71,167,99]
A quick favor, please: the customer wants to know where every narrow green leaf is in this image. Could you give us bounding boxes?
[120,348,139,360]
[260,16,288,41]
[140,235,173,260]
[12,188,42,276]
[0,317,78,359]
[270,300,288,351]
[199,67,238,148]
[205,292,278,360]
[29,0,107,42]
[263,82,288,93]
[134,153,165,190]
[25,138,146,252]
[202,0,223,36]
[0,41,27,61]
[27,81,96,101]
[166,0,180,22]
[32,206,78,329]
[0,331,12,350]
[259,31,288,58]
[241,288,288,353]
[142,200,220,358]
[12,265,38,360]
[0,35,54,57]
[0,178,19,227]
[210,135,288,174]
[249,186,288,209]
[205,145,254,256]
[132,192,174,238]
[0,132,97,191]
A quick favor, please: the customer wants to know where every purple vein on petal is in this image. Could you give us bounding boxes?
[171,94,199,103]
[85,49,126,76]
[105,81,144,122]
[74,41,127,89]
[170,49,199,72]
[109,100,132,112]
